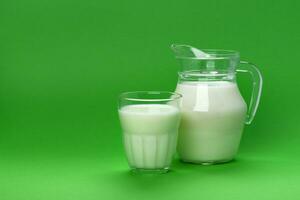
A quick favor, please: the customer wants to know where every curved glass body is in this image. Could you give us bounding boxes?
[172,44,263,164]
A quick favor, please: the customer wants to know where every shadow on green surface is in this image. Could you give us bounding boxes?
[99,157,267,194]
[170,157,266,179]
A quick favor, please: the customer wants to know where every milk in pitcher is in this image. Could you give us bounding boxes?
[176,81,247,163]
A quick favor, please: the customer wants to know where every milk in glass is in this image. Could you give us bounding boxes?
[119,104,180,169]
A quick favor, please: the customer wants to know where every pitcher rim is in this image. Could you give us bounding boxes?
[174,49,240,60]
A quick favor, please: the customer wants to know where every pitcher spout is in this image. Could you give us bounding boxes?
[171,44,240,78]
[170,44,212,59]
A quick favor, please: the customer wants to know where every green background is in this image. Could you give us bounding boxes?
[1,0,300,199]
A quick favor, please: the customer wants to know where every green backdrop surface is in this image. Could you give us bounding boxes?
[1,0,300,199]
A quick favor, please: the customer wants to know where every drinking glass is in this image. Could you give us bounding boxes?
[118,91,182,173]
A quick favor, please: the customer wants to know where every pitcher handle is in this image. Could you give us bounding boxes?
[236,61,263,125]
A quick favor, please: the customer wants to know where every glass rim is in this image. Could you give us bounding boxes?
[119,91,182,102]
[175,49,240,60]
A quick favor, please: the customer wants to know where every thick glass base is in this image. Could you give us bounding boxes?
[181,158,234,165]
[130,167,170,174]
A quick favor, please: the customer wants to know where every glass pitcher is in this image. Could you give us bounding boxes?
[171,44,263,164]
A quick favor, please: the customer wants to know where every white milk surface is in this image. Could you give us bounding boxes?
[119,104,180,169]
[175,81,247,163]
